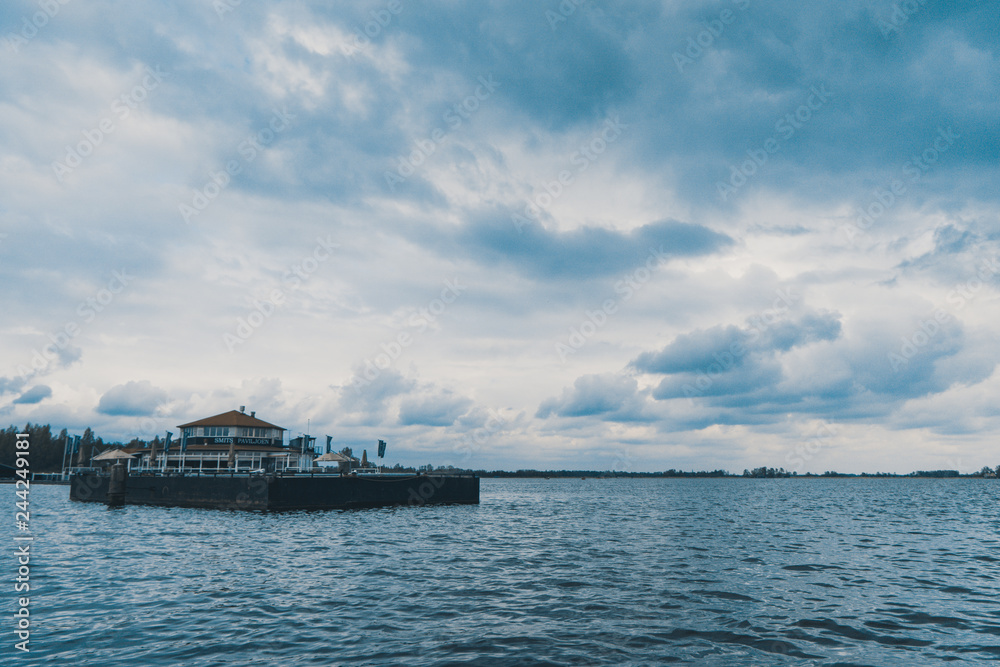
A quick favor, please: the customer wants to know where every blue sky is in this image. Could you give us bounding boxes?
[1,0,998,473]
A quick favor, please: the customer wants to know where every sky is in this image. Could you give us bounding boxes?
[1,0,998,473]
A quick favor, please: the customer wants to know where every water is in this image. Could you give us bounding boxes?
[6,478,1000,665]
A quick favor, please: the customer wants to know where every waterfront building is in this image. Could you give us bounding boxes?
[129,407,314,472]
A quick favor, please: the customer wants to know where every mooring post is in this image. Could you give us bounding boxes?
[107,462,127,507]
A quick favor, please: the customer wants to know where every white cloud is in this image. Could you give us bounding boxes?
[1,1,998,473]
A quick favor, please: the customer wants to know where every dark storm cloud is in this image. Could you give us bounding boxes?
[338,368,416,424]
[438,214,733,281]
[398,391,472,427]
[2,0,998,470]
[896,221,1000,290]
[13,385,51,404]
[96,381,168,416]
[536,374,649,422]
[0,376,27,395]
[623,307,997,427]
[11,0,994,215]
[631,310,841,375]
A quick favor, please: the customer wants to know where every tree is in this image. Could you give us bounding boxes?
[339,446,353,458]
[79,427,95,465]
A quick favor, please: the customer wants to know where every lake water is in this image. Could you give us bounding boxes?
[6,478,1000,665]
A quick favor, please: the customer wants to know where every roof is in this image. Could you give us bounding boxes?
[93,448,136,461]
[315,452,355,462]
[178,410,285,430]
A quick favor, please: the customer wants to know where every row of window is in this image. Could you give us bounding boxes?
[183,427,280,438]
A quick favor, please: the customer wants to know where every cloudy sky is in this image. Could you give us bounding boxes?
[1,0,998,473]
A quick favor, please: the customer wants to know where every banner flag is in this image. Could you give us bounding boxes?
[164,431,172,454]
[377,439,386,458]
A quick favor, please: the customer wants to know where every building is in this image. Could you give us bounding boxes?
[130,407,312,472]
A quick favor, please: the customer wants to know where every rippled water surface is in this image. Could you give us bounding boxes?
[7,478,1000,665]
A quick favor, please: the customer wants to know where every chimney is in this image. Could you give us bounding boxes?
[250,411,256,418]
[240,406,245,413]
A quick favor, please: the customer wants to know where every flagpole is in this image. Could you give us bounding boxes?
[62,433,70,480]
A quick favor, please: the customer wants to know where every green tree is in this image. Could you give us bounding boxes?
[79,427,95,465]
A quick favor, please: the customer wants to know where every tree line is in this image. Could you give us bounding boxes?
[3,423,1000,477]
[0,424,111,473]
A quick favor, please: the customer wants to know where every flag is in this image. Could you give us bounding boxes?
[73,435,81,454]
[180,430,187,453]
[164,431,172,454]
[377,439,386,458]
[65,434,73,456]
[326,435,332,454]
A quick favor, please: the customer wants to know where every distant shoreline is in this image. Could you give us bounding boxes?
[7,470,994,483]
[475,469,993,479]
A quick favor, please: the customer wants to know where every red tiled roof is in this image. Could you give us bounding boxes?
[177,410,285,430]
